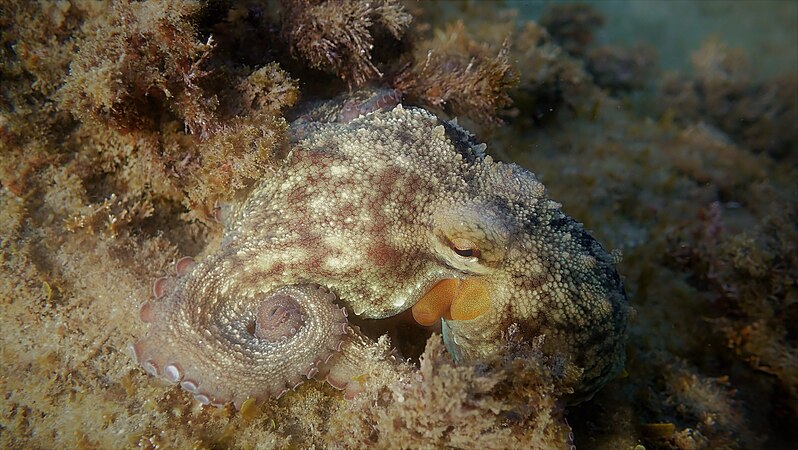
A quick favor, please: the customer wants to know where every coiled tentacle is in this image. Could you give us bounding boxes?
[130,256,348,408]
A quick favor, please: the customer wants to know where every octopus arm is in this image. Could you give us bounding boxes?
[132,278,349,409]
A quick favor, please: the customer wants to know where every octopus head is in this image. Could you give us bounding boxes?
[410,159,629,401]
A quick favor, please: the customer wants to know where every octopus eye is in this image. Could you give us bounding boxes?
[449,237,480,259]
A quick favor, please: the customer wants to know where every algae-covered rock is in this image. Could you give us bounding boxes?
[1,1,796,449]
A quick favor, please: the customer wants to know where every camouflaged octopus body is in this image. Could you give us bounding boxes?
[131,104,629,408]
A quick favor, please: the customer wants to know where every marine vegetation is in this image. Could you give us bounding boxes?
[1,1,796,449]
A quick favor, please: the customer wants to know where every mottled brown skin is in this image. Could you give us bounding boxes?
[132,104,629,408]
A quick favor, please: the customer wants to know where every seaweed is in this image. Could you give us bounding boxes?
[508,20,591,127]
[57,0,217,136]
[667,198,798,417]
[2,1,797,449]
[539,2,604,57]
[280,0,411,86]
[51,1,300,218]
[660,39,798,161]
[393,20,517,127]
[326,329,579,448]
[177,63,298,216]
[0,0,95,197]
[586,44,658,93]
[393,12,592,128]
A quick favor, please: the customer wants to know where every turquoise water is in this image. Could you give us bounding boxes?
[516,0,798,78]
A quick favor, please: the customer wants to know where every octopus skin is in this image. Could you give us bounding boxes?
[131,102,630,408]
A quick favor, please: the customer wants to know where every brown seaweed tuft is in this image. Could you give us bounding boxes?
[328,330,579,448]
[51,1,301,218]
[176,62,298,216]
[661,360,746,446]
[667,199,798,416]
[660,39,798,161]
[509,21,592,127]
[393,21,517,127]
[58,0,219,136]
[280,0,411,86]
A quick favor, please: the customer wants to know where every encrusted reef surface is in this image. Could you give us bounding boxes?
[1,1,796,449]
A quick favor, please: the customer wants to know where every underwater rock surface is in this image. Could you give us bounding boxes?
[1,1,796,449]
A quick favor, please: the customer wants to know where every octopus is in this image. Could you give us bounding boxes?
[130,92,629,409]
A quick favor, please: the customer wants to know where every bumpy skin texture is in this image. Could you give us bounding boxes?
[132,104,629,407]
